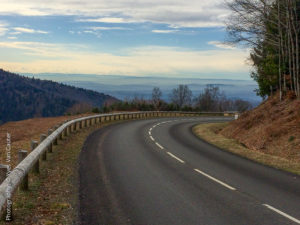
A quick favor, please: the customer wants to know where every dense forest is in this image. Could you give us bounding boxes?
[226,0,300,99]
[0,69,117,124]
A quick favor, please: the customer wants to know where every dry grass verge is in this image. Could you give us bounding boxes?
[0,114,93,168]
[193,123,300,175]
[0,116,120,225]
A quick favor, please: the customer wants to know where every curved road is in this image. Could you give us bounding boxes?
[79,117,300,225]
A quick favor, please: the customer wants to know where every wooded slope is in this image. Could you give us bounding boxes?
[0,69,117,123]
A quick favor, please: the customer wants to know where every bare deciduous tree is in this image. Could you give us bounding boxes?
[170,85,192,108]
[152,87,162,110]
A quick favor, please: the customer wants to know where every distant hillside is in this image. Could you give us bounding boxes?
[220,94,300,161]
[0,69,117,124]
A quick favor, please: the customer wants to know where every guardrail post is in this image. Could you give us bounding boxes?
[59,130,63,140]
[48,129,53,153]
[18,150,28,190]
[53,135,58,145]
[40,134,47,161]
[67,125,70,135]
[63,127,67,137]
[31,140,39,173]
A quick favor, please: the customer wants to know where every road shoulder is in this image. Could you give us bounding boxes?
[192,123,300,175]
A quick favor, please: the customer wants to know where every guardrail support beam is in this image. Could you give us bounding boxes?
[18,150,28,190]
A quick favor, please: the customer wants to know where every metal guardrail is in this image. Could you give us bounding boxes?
[0,111,235,219]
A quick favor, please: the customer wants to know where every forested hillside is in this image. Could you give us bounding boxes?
[0,69,117,124]
[227,0,300,99]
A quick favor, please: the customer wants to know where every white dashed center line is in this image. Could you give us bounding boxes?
[194,169,236,191]
[155,142,164,150]
[263,204,300,224]
[146,118,298,223]
[167,152,185,164]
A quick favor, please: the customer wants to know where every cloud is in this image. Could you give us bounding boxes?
[13,27,48,34]
[89,26,130,31]
[0,0,229,28]
[152,30,179,34]
[78,17,128,23]
[0,41,249,76]
[83,30,102,38]
[208,41,235,49]
[0,21,9,36]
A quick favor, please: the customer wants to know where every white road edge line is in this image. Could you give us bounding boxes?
[194,169,236,191]
[155,142,164,150]
[263,204,300,224]
[167,152,185,164]
[150,136,155,141]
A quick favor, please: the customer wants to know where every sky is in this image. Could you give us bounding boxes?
[0,0,251,79]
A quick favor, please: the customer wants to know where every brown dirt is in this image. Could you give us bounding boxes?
[220,94,300,162]
[0,113,93,168]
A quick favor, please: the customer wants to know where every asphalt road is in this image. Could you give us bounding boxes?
[79,117,300,225]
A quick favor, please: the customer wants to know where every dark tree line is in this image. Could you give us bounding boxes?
[226,0,300,99]
[0,69,116,124]
[105,85,252,113]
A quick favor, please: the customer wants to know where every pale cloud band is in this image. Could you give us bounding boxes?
[0,0,228,28]
[13,27,48,34]
[152,30,179,34]
[0,41,249,76]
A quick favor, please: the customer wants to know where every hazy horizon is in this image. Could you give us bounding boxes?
[22,73,261,104]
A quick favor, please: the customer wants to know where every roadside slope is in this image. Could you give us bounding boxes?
[220,95,300,161]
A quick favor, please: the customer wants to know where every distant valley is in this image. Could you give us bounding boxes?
[23,73,262,106]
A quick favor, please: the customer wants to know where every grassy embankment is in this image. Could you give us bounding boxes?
[193,95,300,175]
